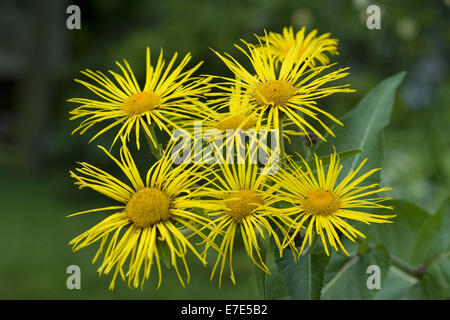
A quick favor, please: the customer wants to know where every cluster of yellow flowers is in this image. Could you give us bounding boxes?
[68,27,395,290]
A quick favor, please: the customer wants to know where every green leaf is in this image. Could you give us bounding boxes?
[265,243,291,299]
[254,227,271,299]
[157,240,172,269]
[410,198,450,299]
[275,244,330,300]
[372,198,450,300]
[374,265,419,300]
[412,198,450,264]
[358,200,429,300]
[417,258,450,299]
[321,245,391,300]
[315,71,406,183]
[360,199,430,263]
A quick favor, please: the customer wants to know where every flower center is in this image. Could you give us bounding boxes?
[217,114,254,131]
[122,91,160,115]
[253,80,296,106]
[225,189,263,222]
[302,190,340,216]
[126,187,170,228]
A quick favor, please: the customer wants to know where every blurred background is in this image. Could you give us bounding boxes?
[0,0,448,299]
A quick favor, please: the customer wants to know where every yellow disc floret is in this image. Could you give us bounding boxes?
[253,80,296,106]
[225,189,263,222]
[122,91,160,115]
[126,187,170,228]
[217,114,254,131]
[302,190,340,216]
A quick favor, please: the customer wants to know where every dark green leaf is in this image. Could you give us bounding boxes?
[321,245,391,299]
[275,244,330,300]
[360,199,430,263]
[410,198,450,299]
[412,198,450,264]
[418,258,450,299]
[374,265,419,299]
[315,71,406,182]
[254,227,271,299]
[265,245,291,299]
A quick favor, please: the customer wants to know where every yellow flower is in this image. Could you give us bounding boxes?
[206,82,303,137]
[259,26,339,66]
[196,153,295,286]
[211,38,354,142]
[69,47,211,149]
[269,150,396,256]
[68,138,210,289]
[175,81,257,135]
[174,82,304,156]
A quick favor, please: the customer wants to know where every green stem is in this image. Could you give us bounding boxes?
[294,110,312,159]
[145,125,163,159]
[278,117,285,159]
[303,140,312,159]
[260,269,267,300]
[255,230,271,300]
[390,254,423,279]
[367,243,423,280]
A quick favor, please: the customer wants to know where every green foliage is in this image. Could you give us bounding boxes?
[255,227,272,299]
[1,0,448,300]
[316,71,406,181]
[412,198,450,265]
[364,196,450,300]
[410,198,450,299]
[321,245,391,300]
[275,244,330,300]
[267,71,450,300]
[362,200,430,262]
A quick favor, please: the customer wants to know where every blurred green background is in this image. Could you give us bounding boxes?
[0,0,448,299]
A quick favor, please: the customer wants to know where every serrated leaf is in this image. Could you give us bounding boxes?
[275,244,330,300]
[265,240,291,300]
[315,71,406,183]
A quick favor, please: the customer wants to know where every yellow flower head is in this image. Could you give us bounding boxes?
[270,150,396,256]
[259,26,339,66]
[176,80,256,134]
[68,138,211,289]
[211,38,354,142]
[207,81,300,134]
[68,47,211,149]
[175,81,304,162]
[196,152,295,286]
